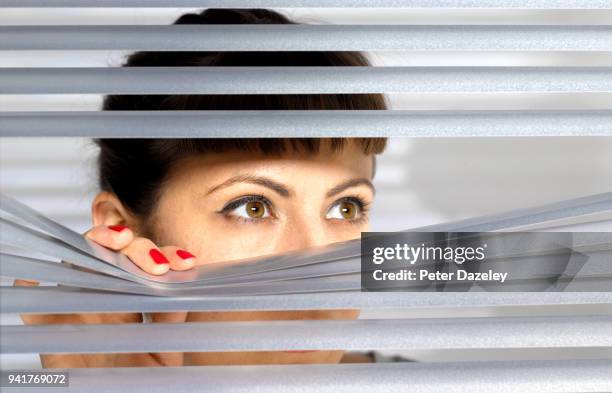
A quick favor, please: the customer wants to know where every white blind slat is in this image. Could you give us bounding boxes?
[1,0,611,8]
[0,361,608,393]
[3,316,611,354]
[4,286,612,314]
[2,111,612,137]
[2,25,611,51]
[2,67,611,94]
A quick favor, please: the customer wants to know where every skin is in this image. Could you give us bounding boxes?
[17,142,376,368]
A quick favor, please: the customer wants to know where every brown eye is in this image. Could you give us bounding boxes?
[225,197,271,220]
[326,200,362,221]
[339,201,356,219]
[246,201,265,218]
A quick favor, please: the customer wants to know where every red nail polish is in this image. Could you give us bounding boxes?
[149,249,169,264]
[176,249,196,260]
[108,225,128,232]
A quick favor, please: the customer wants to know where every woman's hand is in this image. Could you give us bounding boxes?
[85,224,197,275]
[14,224,199,368]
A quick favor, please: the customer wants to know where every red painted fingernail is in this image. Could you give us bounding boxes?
[149,249,169,264]
[108,225,128,232]
[176,249,196,260]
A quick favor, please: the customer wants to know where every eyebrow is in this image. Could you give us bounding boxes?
[206,175,292,197]
[326,178,376,198]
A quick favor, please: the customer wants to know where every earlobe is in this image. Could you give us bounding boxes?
[91,191,134,228]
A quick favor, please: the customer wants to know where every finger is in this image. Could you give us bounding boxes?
[121,237,170,275]
[85,224,134,251]
[14,279,40,287]
[160,246,197,271]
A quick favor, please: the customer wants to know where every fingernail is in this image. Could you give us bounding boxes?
[149,249,169,264]
[176,249,196,260]
[108,225,128,232]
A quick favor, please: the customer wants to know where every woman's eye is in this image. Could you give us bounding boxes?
[229,200,271,220]
[326,200,361,220]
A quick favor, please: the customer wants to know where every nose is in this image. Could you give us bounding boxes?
[278,215,329,252]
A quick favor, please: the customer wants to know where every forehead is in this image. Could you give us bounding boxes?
[166,144,374,183]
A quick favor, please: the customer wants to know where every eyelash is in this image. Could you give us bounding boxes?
[217,195,273,223]
[217,195,371,224]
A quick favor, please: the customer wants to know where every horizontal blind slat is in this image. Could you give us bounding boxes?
[4,287,612,314]
[2,25,611,51]
[1,0,611,8]
[2,67,611,94]
[0,252,362,295]
[0,217,164,286]
[0,218,361,296]
[0,254,163,295]
[2,110,612,137]
[0,217,362,296]
[1,361,610,393]
[3,316,611,354]
[6,248,611,292]
[419,192,612,232]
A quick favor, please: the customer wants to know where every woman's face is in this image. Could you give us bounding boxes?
[144,142,374,365]
[151,143,374,263]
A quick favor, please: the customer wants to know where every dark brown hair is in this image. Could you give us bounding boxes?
[97,8,388,219]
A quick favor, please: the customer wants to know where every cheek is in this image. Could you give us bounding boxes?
[202,227,281,263]
[325,221,368,244]
[158,216,283,264]
[161,218,367,264]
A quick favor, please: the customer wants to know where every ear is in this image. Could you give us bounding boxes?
[91,191,136,228]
